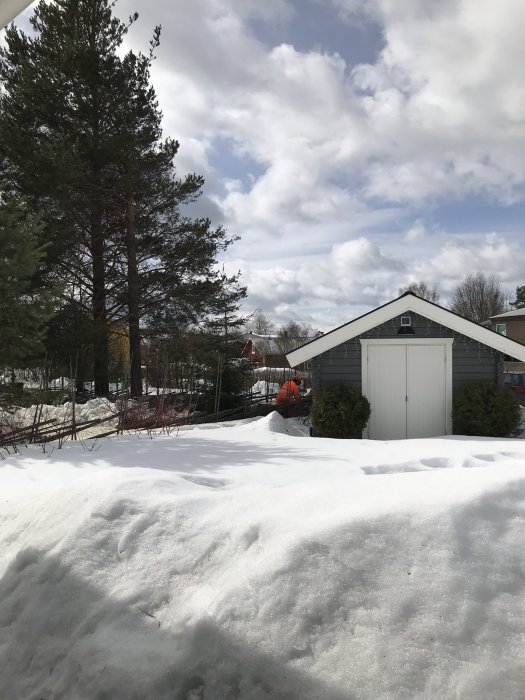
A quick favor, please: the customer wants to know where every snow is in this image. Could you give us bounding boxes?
[250,379,280,396]
[2,415,525,698]
[48,376,73,389]
[0,396,117,430]
[253,366,295,378]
